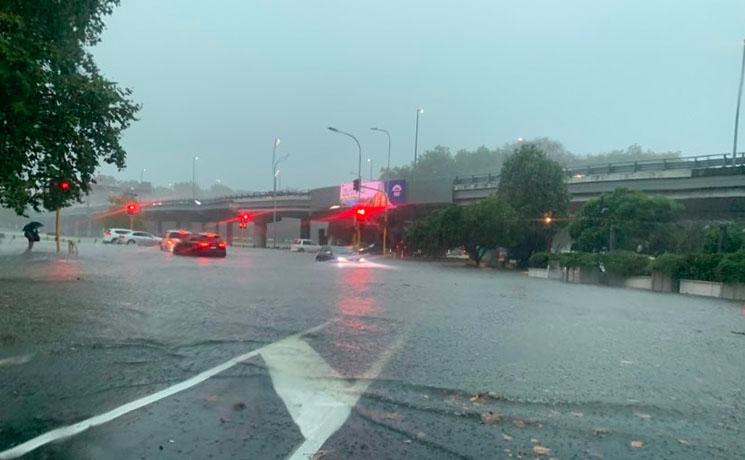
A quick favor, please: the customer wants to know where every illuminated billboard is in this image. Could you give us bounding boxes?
[339,180,407,206]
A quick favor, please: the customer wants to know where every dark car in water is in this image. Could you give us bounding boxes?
[173,233,227,258]
[315,246,365,263]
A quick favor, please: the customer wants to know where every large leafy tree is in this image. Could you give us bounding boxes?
[569,189,683,254]
[461,196,518,265]
[0,0,139,215]
[497,143,569,263]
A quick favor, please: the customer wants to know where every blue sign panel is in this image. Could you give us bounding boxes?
[386,179,407,205]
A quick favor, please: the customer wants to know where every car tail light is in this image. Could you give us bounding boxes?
[218,241,226,249]
[104,231,111,236]
[197,241,210,249]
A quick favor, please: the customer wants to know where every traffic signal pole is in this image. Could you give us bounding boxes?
[55,208,61,254]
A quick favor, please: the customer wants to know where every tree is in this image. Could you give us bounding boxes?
[703,223,744,254]
[1,0,139,215]
[569,189,683,254]
[403,205,464,258]
[461,196,518,265]
[497,144,569,263]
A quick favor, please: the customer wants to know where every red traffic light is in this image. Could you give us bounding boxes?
[240,213,251,222]
[57,180,70,192]
[125,202,139,215]
[355,207,367,221]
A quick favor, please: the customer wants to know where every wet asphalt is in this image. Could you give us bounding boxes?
[0,239,744,459]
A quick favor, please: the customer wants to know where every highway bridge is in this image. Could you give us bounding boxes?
[58,152,745,245]
[453,153,745,218]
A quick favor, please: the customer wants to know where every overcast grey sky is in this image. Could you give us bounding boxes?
[94,0,745,191]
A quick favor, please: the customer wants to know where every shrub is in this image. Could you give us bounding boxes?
[715,252,745,284]
[558,252,598,268]
[683,253,724,281]
[602,251,651,277]
[651,253,687,278]
[528,252,551,268]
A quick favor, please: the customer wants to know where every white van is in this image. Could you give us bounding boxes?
[290,238,322,253]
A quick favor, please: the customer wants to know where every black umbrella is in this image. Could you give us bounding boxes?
[22,222,44,232]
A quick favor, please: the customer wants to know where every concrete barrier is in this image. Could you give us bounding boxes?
[679,279,723,298]
[528,268,549,279]
[624,276,653,290]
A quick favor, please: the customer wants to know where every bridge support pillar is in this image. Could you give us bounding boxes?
[253,221,267,248]
[155,220,163,236]
[300,217,311,239]
[226,222,234,246]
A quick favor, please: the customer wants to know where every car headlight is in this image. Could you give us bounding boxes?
[358,257,366,262]
[337,256,348,262]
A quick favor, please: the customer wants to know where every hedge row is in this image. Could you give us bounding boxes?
[529,251,651,277]
[530,250,745,283]
[652,252,745,283]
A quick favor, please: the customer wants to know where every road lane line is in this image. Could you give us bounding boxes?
[0,354,34,367]
[0,322,329,460]
[263,332,406,460]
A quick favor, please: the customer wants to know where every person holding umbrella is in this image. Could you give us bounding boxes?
[22,222,43,252]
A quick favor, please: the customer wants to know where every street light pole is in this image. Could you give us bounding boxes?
[271,137,282,249]
[414,108,423,164]
[367,158,373,181]
[140,168,146,184]
[733,38,745,167]
[328,126,362,246]
[371,127,392,255]
[192,156,199,200]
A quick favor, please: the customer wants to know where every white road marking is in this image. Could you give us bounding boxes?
[0,353,34,367]
[0,322,329,460]
[264,332,405,460]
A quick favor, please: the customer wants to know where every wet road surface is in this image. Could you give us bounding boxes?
[0,240,744,459]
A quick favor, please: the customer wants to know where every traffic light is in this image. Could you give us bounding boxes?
[355,207,367,222]
[125,202,139,215]
[56,180,70,192]
[352,178,360,192]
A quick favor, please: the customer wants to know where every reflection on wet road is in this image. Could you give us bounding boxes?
[0,243,744,458]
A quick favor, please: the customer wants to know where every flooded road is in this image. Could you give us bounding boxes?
[0,241,744,458]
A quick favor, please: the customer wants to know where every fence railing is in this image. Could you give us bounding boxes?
[149,190,310,208]
[453,152,745,187]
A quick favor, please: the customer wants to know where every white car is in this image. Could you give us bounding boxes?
[116,230,161,246]
[160,229,191,252]
[103,228,132,244]
[290,238,322,253]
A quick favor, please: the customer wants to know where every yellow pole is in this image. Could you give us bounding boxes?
[55,208,61,253]
[383,207,388,255]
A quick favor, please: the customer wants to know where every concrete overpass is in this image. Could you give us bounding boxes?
[453,153,745,219]
[57,152,745,243]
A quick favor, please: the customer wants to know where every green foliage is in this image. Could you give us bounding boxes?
[528,252,551,268]
[403,197,517,264]
[498,144,569,218]
[679,253,724,282]
[569,189,683,254]
[652,252,745,283]
[555,251,650,276]
[461,196,519,264]
[497,144,569,264]
[703,224,744,254]
[571,144,680,165]
[0,0,140,215]
[557,252,599,269]
[715,252,745,283]
[403,205,464,258]
[651,253,688,277]
[602,251,651,277]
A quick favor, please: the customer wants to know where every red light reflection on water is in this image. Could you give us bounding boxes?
[334,265,380,319]
[39,259,82,282]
